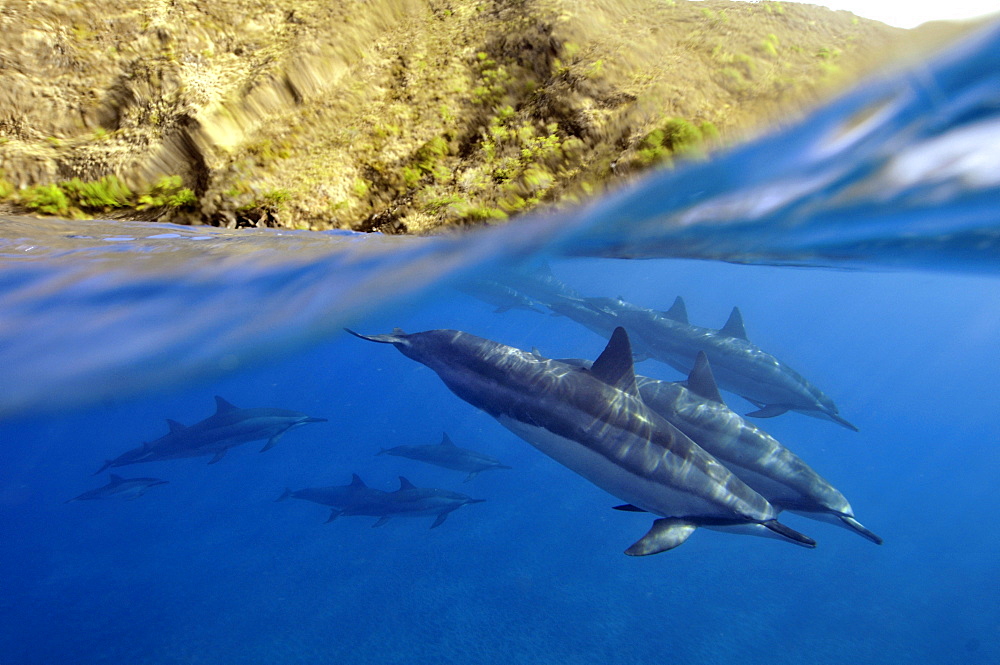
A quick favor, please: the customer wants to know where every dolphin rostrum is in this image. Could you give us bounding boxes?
[94,396,327,473]
[348,326,816,554]
[576,296,858,431]
[330,476,485,529]
[554,351,880,544]
[65,474,169,503]
[377,433,512,481]
[277,474,390,523]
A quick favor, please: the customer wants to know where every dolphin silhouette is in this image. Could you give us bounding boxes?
[377,433,512,481]
[95,396,327,473]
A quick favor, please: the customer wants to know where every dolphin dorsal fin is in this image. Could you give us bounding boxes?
[109,474,124,483]
[166,419,186,433]
[397,476,417,491]
[350,474,367,488]
[590,327,639,397]
[663,296,689,324]
[441,433,456,446]
[719,307,748,340]
[214,396,239,414]
[687,352,725,405]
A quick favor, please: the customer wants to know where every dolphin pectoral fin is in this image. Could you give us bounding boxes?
[93,460,113,476]
[625,519,697,556]
[208,449,227,464]
[612,504,648,512]
[763,520,816,548]
[463,472,478,482]
[259,432,285,452]
[745,404,789,418]
[430,513,449,529]
[325,510,342,524]
[839,515,883,545]
[372,516,391,528]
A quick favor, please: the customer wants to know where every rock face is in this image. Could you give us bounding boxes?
[0,0,913,232]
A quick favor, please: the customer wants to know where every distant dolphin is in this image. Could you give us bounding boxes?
[377,433,512,481]
[581,296,858,431]
[456,279,545,314]
[277,474,390,523]
[552,350,880,544]
[332,476,485,529]
[65,474,168,503]
[94,396,327,473]
[348,326,816,554]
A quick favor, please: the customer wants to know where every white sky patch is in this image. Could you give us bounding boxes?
[731,0,999,29]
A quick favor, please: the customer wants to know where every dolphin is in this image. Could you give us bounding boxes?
[277,474,390,523]
[553,351,880,544]
[332,476,485,529]
[377,433,512,481]
[94,396,327,473]
[580,296,858,431]
[348,326,816,554]
[65,474,168,503]
[456,278,545,314]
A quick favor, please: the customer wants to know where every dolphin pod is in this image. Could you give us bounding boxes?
[551,351,880,544]
[348,326,820,555]
[505,266,857,431]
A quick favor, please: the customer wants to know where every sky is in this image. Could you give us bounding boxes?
[781,0,999,28]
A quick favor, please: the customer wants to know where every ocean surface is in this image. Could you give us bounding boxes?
[2,20,999,665]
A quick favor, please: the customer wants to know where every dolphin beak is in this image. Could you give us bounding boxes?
[839,515,883,544]
[828,413,860,432]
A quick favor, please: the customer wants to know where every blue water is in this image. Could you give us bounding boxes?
[2,21,999,665]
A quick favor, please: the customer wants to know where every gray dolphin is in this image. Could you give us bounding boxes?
[554,351,879,544]
[579,296,858,431]
[94,396,327,473]
[332,476,485,529]
[65,474,168,503]
[277,474,390,523]
[348,326,816,555]
[456,279,545,314]
[377,433,512,481]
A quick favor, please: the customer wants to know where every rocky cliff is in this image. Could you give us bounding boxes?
[0,0,939,232]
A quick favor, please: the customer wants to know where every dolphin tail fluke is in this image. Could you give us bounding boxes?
[763,520,817,548]
[276,488,293,502]
[839,515,883,545]
[625,518,698,556]
[344,329,405,345]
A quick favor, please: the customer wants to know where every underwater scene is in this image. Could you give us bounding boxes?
[2,19,999,665]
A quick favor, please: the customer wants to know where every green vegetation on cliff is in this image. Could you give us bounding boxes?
[0,0,946,233]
